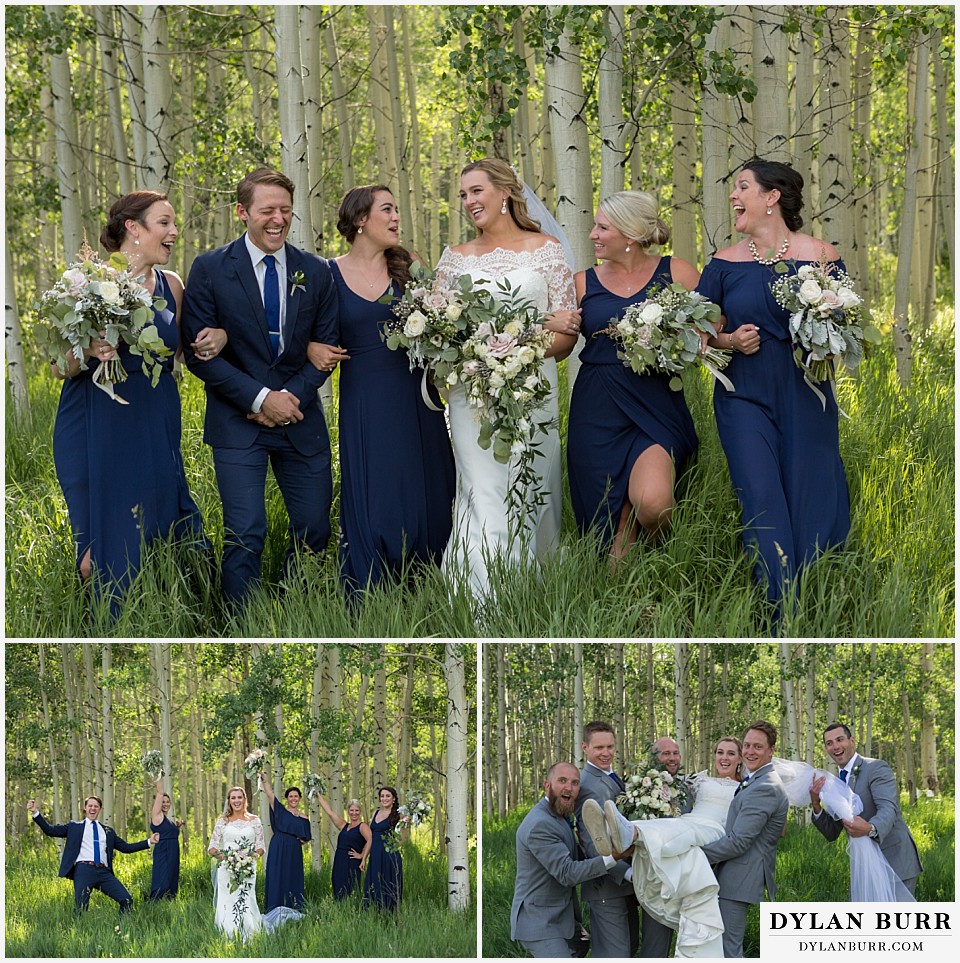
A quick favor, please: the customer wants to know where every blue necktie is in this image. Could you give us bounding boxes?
[92,820,101,864]
[609,771,626,793]
[263,254,280,359]
[735,774,750,796]
[839,768,848,783]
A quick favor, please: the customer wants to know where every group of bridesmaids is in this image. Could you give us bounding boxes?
[50,154,850,623]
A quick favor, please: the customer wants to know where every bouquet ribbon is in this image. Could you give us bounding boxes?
[420,369,446,412]
[701,360,735,392]
[92,360,130,405]
[800,359,850,419]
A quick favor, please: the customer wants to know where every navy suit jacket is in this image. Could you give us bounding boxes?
[32,811,149,879]
[181,236,337,456]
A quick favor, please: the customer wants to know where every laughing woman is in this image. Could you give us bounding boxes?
[316,793,372,899]
[149,778,183,900]
[259,771,311,913]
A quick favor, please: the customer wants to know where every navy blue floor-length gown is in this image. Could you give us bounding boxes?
[568,259,698,546]
[362,814,402,910]
[52,270,206,613]
[696,257,851,608]
[149,815,180,899]
[331,260,455,598]
[331,821,366,899]
[265,802,311,912]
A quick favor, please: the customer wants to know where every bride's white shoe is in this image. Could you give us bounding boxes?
[580,798,613,856]
[604,798,638,852]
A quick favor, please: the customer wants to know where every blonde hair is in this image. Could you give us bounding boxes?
[461,158,541,234]
[598,191,670,249]
[222,785,251,819]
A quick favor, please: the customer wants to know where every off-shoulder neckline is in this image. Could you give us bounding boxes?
[442,239,564,260]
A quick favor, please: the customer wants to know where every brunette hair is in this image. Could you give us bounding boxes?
[599,191,671,248]
[237,167,295,209]
[461,158,541,234]
[222,785,251,819]
[715,736,744,779]
[377,785,401,831]
[83,795,104,808]
[740,157,805,231]
[744,720,778,749]
[823,722,853,739]
[284,786,303,799]
[100,190,168,252]
[582,720,616,744]
[336,184,413,292]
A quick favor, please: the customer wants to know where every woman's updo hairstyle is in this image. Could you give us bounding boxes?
[100,190,168,253]
[598,191,670,249]
[461,158,541,234]
[336,184,413,293]
[741,157,805,231]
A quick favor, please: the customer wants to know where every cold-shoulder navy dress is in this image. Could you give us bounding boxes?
[362,813,402,910]
[567,259,698,545]
[331,821,366,899]
[330,261,455,598]
[264,801,311,911]
[696,257,850,607]
[149,815,180,899]
[52,270,206,613]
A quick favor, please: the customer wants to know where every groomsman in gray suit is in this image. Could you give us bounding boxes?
[575,721,639,957]
[701,720,789,958]
[810,722,922,894]
[512,762,620,957]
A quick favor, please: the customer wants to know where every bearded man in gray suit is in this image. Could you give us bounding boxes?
[810,722,922,895]
[700,720,789,958]
[512,762,621,957]
[574,721,639,957]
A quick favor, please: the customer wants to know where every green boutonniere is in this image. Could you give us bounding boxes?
[289,271,306,296]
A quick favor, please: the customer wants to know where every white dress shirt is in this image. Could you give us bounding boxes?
[244,234,288,413]
[77,818,105,864]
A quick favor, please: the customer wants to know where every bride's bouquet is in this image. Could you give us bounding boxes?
[141,750,164,782]
[597,282,733,392]
[243,748,267,780]
[617,765,684,820]
[302,772,326,800]
[398,791,433,828]
[222,846,257,893]
[34,239,172,403]
[770,257,880,408]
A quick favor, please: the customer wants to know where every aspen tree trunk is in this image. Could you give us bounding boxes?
[300,5,325,252]
[674,643,689,757]
[645,645,655,739]
[512,18,536,186]
[429,135,442,264]
[118,6,147,178]
[5,244,30,427]
[383,9,414,233]
[349,675,370,803]
[444,644,470,910]
[913,94,935,327]
[141,6,173,192]
[326,646,345,860]
[399,7,426,257]
[154,643,174,796]
[101,645,115,822]
[93,5,133,196]
[482,644,493,817]
[426,669,443,850]
[750,7,790,161]
[38,644,62,825]
[309,644,326,867]
[82,644,102,799]
[323,17,355,194]
[779,643,799,759]
[241,20,265,136]
[614,643,626,758]
[496,644,508,817]
[893,37,929,387]
[864,643,877,756]
[372,649,387,789]
[804,646,816,761]
[852,25,873,310]
[367,7,398,191]
[919,642,939,793]
[397,652,415,789]
[932,33,955,291]
[701,15,733,257]
[251,643,272,850]
[599,6,627,200]
[572,643,584,768]
[901,691,917,805]
[275,4,310,249]
[729,6,754,164]
[817,7,855,254]
[448,145,466,247]
[47,6,85,258]
[670,77,698,263]
[61,644,81,812]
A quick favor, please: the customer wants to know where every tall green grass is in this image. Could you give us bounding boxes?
[481,795,954,957]
[5,318,953,638]
[4,833,476,957]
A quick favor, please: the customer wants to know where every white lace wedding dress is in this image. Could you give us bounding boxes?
[434,241,575,596]
[210,816,265,941]
[630,776,737,958]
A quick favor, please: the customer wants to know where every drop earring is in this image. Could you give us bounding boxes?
[501,199,508,215]
[766,208,772,216]
[357,226,363,234]
[625,244,631,253]
[134,238,140,245]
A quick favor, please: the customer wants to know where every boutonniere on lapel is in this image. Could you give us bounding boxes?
[849,761,862,785]
[289,271,307,296]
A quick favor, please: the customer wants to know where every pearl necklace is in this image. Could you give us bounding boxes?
[749,237,790,265]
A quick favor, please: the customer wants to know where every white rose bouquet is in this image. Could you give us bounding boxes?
[302,772,326,800]
[770,257,880,407]
[221,846,257,893]
[617,765,683,820]
[140,750,164,782]
[243,748,267,781]
[398,791,433,828]
[34,239,172,403]
[597,282,733,392]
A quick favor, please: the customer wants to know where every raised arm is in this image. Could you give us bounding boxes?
[316,793,347,830]
[258,770,276,809]
[27,799,68,838]
[151,779,165,826]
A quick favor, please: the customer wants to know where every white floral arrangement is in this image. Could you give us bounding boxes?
[302,772,326,800]
[597,282,733,392]
[141,750,164,781]
[616,766,681,820]
[34,239,172,402]
[243,748,266,781]
[770,257,880,407]
[398,791,433,828]
[222,846,257,893]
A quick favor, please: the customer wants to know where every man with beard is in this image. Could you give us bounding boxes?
[511,762,620,957]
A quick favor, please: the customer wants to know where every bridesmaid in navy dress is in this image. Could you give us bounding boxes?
[568,191,700,559]
[51,191,223,615]
[149,778,182,899]
[309,185,455,599]
[259,772,312,911]
[362,786,408,911]
[317,793,372,899]
[698,158,850,620]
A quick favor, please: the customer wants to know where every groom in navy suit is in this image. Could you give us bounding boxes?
[182,168,337,607]
[28,796,158,914]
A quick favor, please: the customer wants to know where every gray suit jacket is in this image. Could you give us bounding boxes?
[812,754,922,883]
[575,763,635,902]
[700,763,789,903]
[511,797,612,942]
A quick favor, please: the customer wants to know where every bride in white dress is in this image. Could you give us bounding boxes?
[582,737,743,958]
[208,786,265,941]
[434,159,582,596]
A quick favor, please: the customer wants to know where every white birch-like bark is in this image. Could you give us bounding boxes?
[670,78,698,263]
[118,6,147,177]
[157,643,173,798]
[750,6,790,161]
[384,9,414,246]
[791,12,816,208]
[482,644,493,817]
[300,5,325,252]
[673,642,689,758]
[573,642,584,769]
[932,32,954,292]
[93,5,133,196]
[919,642,939,793]
[101,645,115,822]
[61,644,81,815]
[38,644,62,825]
[323,18,355,194]
[372,648,387,789]
[701,15,733,256]
[496,644,507,817]
[444,644,470,911]
[599,6,627,200]
[5,244,30,426]
[399,7,426,257]
[141,5,173,191]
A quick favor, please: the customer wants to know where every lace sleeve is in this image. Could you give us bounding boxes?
[540,242,576,311]
[253,817,266,854]
[209,816,224,852]
[433,247,460,290]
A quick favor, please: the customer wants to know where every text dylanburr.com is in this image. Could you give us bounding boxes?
[761,903,957,960]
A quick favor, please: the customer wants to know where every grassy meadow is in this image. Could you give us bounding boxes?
[4,832,476,958]
[4,313,953,638]
[481,794,955,957]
